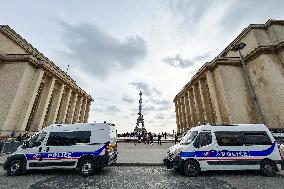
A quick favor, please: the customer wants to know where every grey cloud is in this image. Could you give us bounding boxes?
[143,105,156,112]
[162,54,193,68]
[92,105,120,115]
[130,81,152,96]
[164,0,284,34]
[153,99,172,111]
[151,98,171,105]
[220,1,284,31]
[58,20,147,78]
[153,88,162,95]
[162,52,210,68]
[154,113,165,120]
[105,105,120,113]
[163,0,214,30]
[122,94,134,104]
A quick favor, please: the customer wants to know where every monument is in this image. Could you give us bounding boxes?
[134,91,147,135]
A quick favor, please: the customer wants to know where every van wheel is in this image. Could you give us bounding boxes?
[184,160,200,177]
[79,160,95,177]
[7,160,23,176]
[260,160,277,177]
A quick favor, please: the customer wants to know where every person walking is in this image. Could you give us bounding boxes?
[150,133,154,144]
[174,134,178,144]
[158,133,162,145]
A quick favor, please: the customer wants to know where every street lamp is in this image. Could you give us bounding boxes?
[231,42,266,124]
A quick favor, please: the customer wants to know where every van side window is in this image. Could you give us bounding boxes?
[74,131,91,143]
[243,132,272,145]
[193,132,212,148]
[46,131,91,146]
[47,132,75,146]
[215,132,243,146]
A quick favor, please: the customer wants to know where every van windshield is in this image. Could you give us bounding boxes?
[180,131,198,145]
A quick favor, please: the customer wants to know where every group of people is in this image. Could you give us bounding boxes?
[118,131,181,145]
[0,132,31,142]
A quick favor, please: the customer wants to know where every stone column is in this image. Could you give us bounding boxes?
[79,98,87,123]
[72,96,83,123]
[84,100,91,123]
[32,76,56,131]
[181,96,187,132]
[178,97,183,132]
[57,88,72,123]
[198,79,208,123]
[188,89,197,126]
[200,77,215,124]
[45,82,65,126]
[207,68,231,124]
[185,91,193,129]
[174,100,181,133]
[205,71,221,124]
[193,83,204,124]
[66,92,78,123]
[16,69,45,131]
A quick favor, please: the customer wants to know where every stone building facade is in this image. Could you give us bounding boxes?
[0,25,93,135]
[174,20,284,133]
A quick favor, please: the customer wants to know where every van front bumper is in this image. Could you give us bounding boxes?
[278,160,284,170]
[94,155,109,168]
[163,156,184,170]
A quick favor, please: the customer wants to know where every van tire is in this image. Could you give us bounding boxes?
[183,160,200,177]
[79,159,95,177]
[260,160,277,177]
[7,160,24,176]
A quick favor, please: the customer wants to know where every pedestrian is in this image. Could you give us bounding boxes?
[164,132,167,139]
[174,134,178,144]
[138,134,141,143]
[158,133,162,145]
[16,134,22,142]
[150,133,154,144]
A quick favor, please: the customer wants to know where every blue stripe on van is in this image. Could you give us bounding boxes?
[25,143,107,160]
[179,143,276,158]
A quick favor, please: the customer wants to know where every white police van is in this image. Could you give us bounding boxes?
[164,124,284,177]
[4,123,117,176]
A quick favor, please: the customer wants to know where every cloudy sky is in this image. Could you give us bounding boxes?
[1,0,284,133]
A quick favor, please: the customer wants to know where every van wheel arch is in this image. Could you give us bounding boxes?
[183,159,201,177]
[77,155,95,168]
[5,155,27,176]
[260,158,278,177]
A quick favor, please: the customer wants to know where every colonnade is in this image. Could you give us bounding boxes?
[174,74,216,133]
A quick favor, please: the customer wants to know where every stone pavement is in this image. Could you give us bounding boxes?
[116,142,173,164]
[1,166,284,189]
[0,154,8,165]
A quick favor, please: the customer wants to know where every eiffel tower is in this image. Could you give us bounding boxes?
[134,91,146,135]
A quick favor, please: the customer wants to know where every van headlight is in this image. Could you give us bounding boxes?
[174,148,182,157]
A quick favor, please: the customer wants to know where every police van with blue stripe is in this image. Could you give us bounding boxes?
[4,123,117,176]
[164,124,284,177]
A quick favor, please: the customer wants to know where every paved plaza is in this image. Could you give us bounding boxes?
[1,142,284,188]
[116,142,173,164]
[1,166,284,189]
